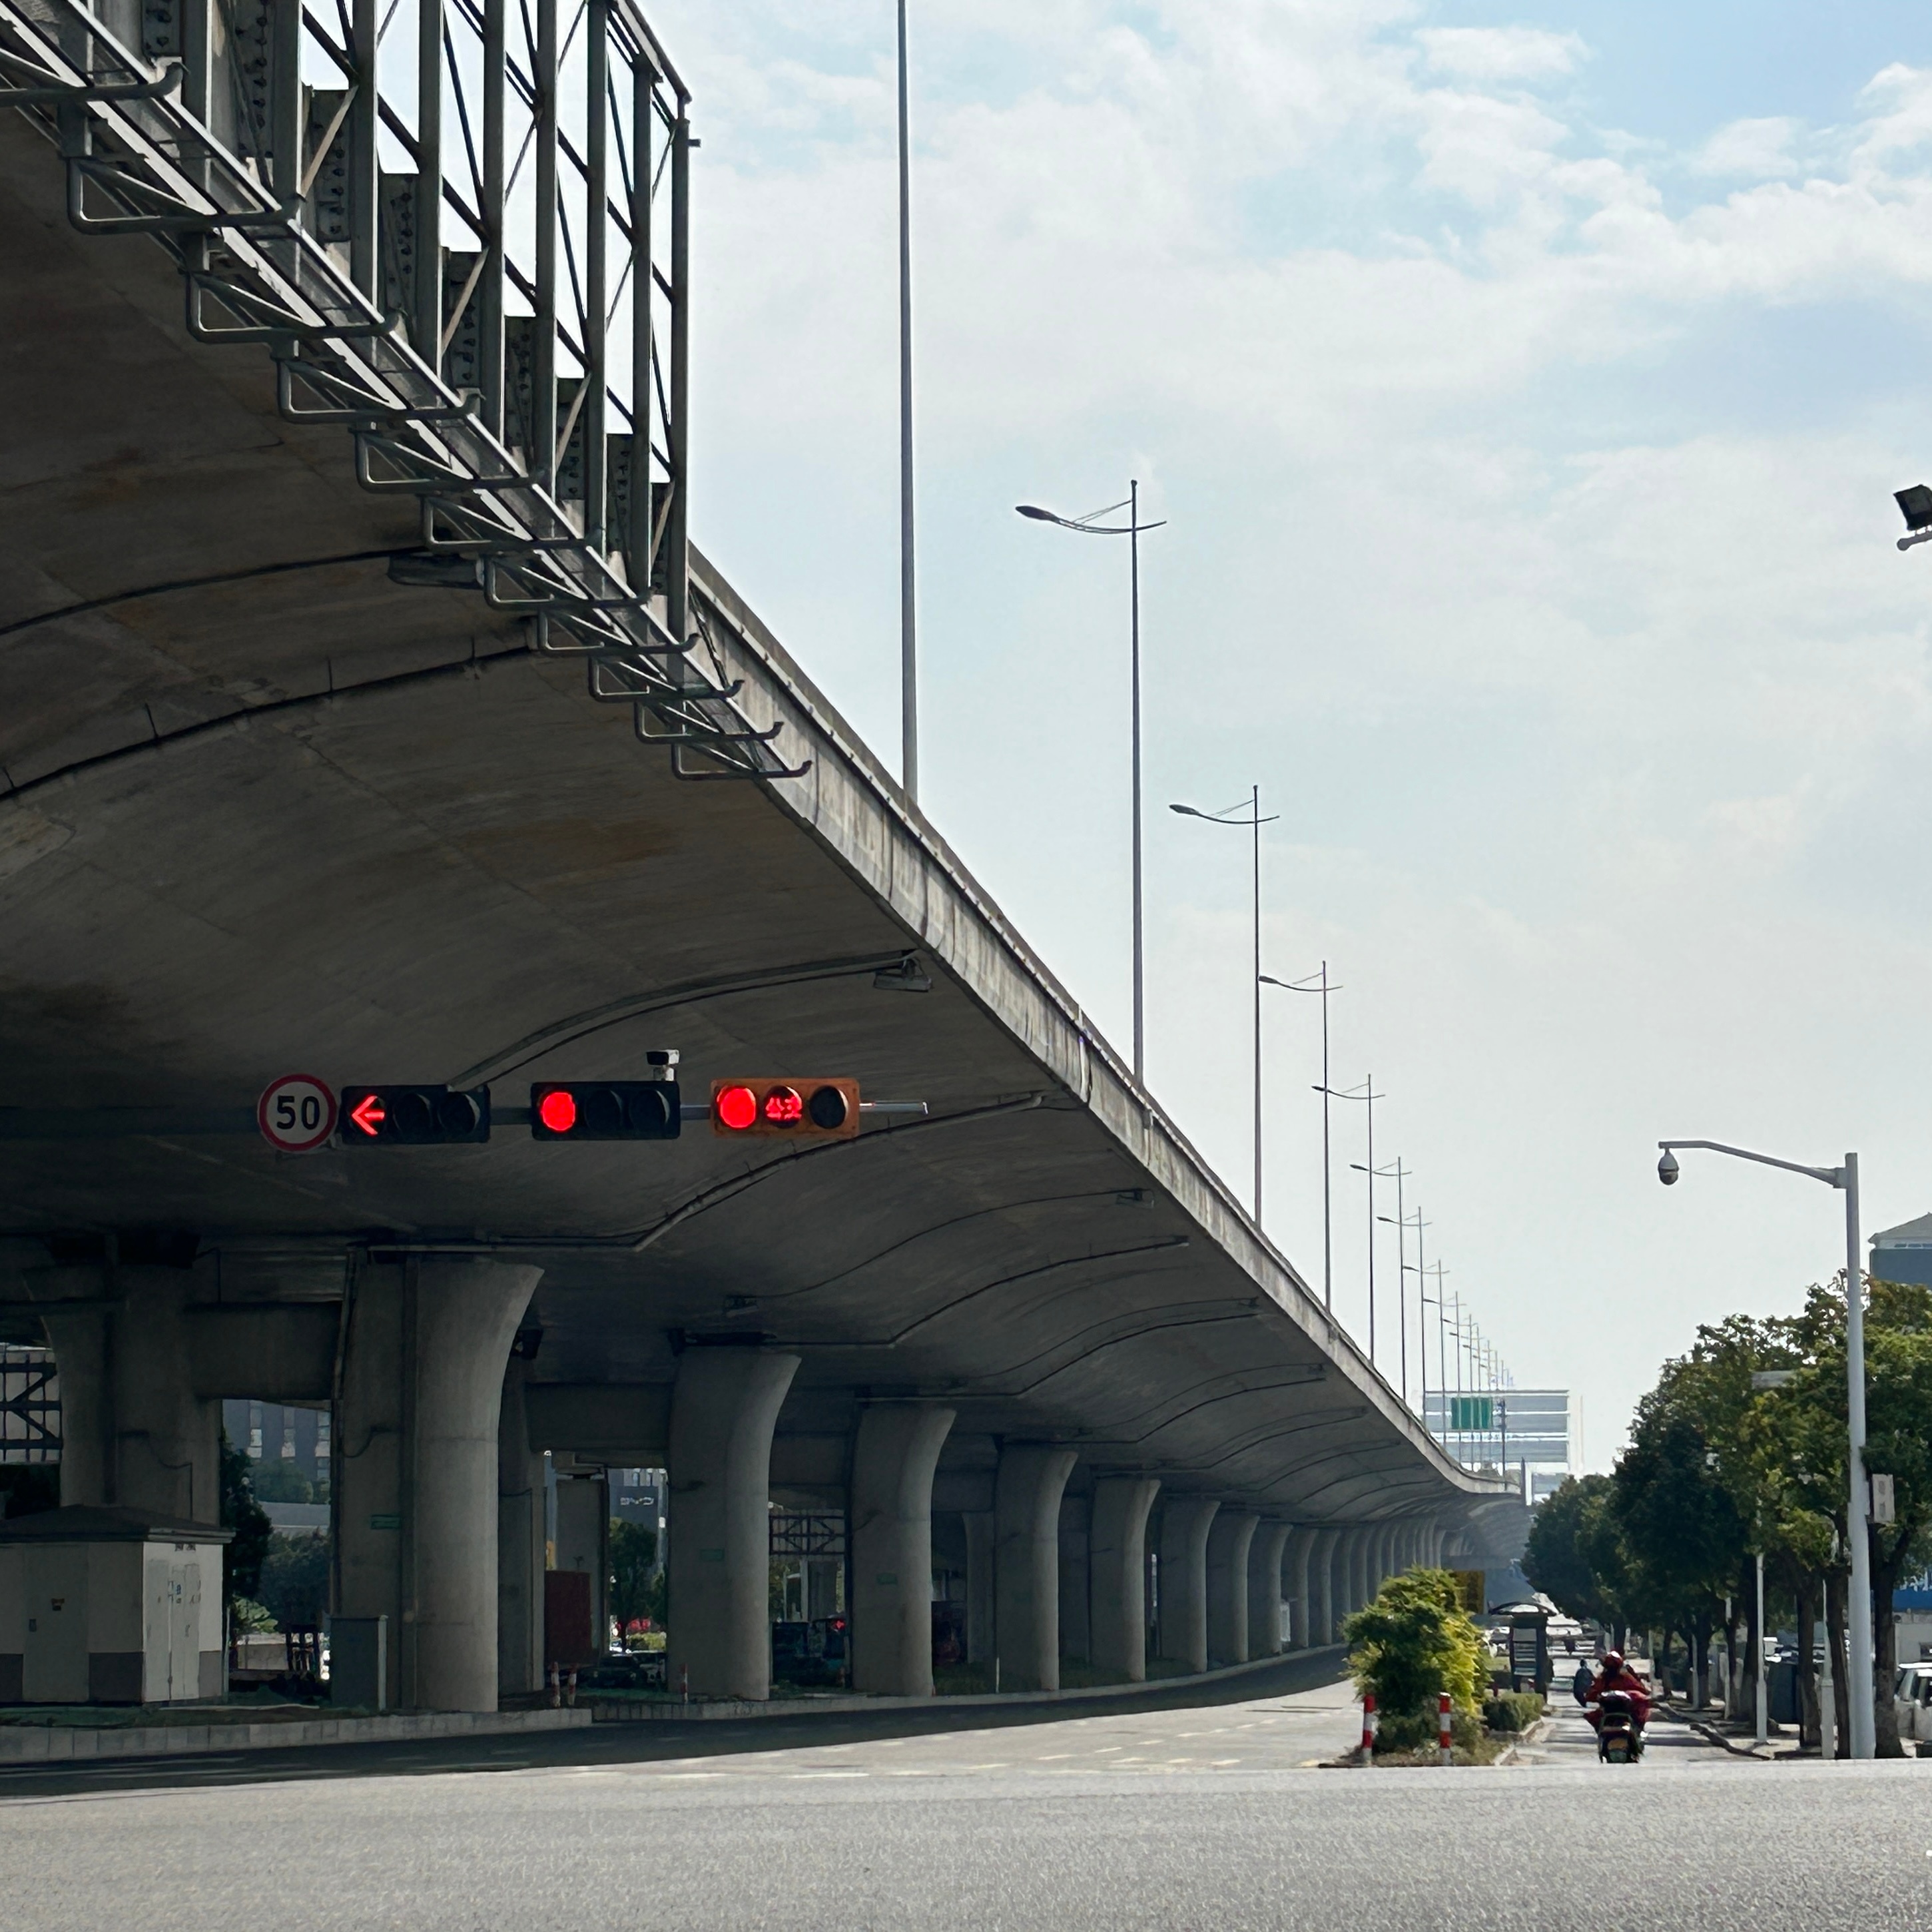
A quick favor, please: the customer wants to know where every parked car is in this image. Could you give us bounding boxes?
[1893,1662,1932,1744]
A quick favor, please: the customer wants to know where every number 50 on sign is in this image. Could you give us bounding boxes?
[257,1074,338,1153]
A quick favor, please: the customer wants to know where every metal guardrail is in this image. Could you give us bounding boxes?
[0,0,805,779]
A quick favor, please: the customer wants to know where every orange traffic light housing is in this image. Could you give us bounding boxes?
[711,1078,860,1140]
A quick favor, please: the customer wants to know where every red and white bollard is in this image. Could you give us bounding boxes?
[1438,1690,1453,1766]
[679,1662,689,1706]
[547,1662,561,1709]
[1360,1691,1377,1762]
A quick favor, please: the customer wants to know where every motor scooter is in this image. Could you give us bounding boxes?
[1595,1688,1644,1764]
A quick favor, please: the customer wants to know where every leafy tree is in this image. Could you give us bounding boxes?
[1523,1474,1621,1629]
[610,1519,663,1634]
[1345,1567,1486,1750]
[258,1532,330,1629]
[219,1429,272,1614]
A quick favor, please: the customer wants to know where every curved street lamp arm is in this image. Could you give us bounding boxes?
[1658,1138,1843,1187]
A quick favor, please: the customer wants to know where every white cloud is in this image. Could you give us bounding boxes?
[1689,117,1801,180]
[1415,25,1588,85]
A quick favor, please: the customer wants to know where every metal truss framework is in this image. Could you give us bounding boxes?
[0,1347,60,1462]
[0,0,804,779]
[768,1511,845,1560]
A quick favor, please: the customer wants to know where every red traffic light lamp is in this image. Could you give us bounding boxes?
[711,1078,861,1141]
[530,1080,681,1140]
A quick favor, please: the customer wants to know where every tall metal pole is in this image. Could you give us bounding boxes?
[1319,962,1332,1310]
[1250,781,1261,1220]
[1363,1078,1375,1366]
[1755,1548,1768,1746]
[1130,480,1144,1084]
[896,0,918,800]
[1844,1153,1875,1761]
[1393,1167,1409,1405]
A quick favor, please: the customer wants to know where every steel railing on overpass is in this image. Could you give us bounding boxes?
[0,0,803,779]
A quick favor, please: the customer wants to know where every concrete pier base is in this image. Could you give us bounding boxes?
[1088,1474,1159,1682]
[1206,1510,1258,1666]
[29,1264,220,1525]
[337,1258,543,1713]
[1157,1496,1219,1674]
[667,1348,799,1701]
[994,1445,1077,1692]
[1248,1520,1291,1658]
[850,1403,954,1697]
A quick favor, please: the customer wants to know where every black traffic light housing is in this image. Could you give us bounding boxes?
[530,1080,681,1140]
[340,1084,491,1145]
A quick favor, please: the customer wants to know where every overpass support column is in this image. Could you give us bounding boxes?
[1157,1497,1219,1674]
[1282,1526,1317,1649]
[667,1348,799,1701]
[29,1264,220,1524]
[1089,1475,1159,1682]
[965,1510,996,1665]
[1248,1520,1291,1658]
[338,1259,543,1712]
[497,1359,547,1698]
[1347,1526,1371,1618]
[1206,1510,1258,1666]
[850,1404,955,1697]
[1370,1523,1395,1597]
[994,1445,1078,1691]
[1307,1527,1339,1644]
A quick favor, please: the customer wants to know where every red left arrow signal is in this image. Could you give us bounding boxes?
[348,1093,386,1136]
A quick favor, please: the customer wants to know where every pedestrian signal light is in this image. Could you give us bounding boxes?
[711,1078,860,1140]
[340,1084,491,1145]
[529,1081,681,1141]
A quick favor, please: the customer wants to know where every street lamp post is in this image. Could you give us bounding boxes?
[1263,963,1342,1309]
[1333,1078,1384,1363]
[1019,491,1167,1080]
[896,0,917,799]
[1171,789,1278,1219]
[1656,1136,1874,1760]
[1366,1160,1413,1403]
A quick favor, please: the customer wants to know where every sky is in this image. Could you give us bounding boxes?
[645,0,1932,1470]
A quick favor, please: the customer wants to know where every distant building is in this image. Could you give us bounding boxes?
[221,1399,330,1494]
[1871,1213,1932,1289]
[1423,1388,1571,1501]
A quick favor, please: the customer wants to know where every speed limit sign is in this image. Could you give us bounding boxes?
[257,1074,338,1153]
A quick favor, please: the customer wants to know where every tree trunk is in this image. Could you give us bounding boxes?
[1873,1524,1905,1759]
[1826,1570,1849,1758]
[1793,1573,1818,1751]
[1690,1612,1712,1710]
[1744,1564,1762,1731]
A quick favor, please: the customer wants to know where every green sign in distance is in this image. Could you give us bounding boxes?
[1449,1395,1494,1432]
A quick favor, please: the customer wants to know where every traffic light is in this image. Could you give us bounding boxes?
[339,1084,491,1145]
[711,1078,860,1141]
[530,1081,681,1140]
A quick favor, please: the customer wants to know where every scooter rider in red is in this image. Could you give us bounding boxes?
[1583,1650,1652,1741]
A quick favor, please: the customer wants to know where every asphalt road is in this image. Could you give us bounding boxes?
[7,1666,1930,1931]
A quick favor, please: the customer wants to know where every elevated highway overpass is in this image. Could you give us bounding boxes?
[0,0,1514,1712]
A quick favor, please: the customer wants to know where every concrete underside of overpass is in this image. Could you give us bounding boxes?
[0,98,1518,1704]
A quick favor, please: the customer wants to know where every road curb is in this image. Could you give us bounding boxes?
[587,1646,1349,1722]
[0,1707,593,1764]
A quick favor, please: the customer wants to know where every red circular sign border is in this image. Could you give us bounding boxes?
[256,1074,338,1153]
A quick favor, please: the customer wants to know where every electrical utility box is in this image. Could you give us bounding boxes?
[0,1506,232,1704]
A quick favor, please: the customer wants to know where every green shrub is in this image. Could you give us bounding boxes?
[1345,1567,1487,1730]
[1483,1689,1546,1733]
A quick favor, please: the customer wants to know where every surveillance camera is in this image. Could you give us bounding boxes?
[1657,1150,1680,1187]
